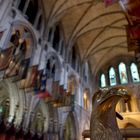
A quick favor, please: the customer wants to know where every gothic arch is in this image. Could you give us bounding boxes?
[124,119,140,129]
[0,79,22,128]
[2,21,38,75]
[45,51,62,70]
[39,101,49,132]
[125,123,137,128]
[11,20,37,47]
[62,112,79,140]
[28,100,49,137]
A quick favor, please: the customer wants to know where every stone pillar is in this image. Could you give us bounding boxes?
[126,64,132,84]
[34,10,41,28]
[115,66,120,85]
[23,0,30,14]
[105,71,109,87]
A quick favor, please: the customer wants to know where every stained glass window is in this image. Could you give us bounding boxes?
[119,62,128,84]
[109,67,116,86]
[101,74,106,87]
[130,63,140,83]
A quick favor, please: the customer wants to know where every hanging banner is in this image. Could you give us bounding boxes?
[0,47,13,71]
[34,70,43,94]
[59,85,65,95]
[4,57,30,79]
[32,69,52,99]
[12,58,30,81]
[127,25,140,39]
[126,25,140,52]
[52,81,60,99]
[20,65,38,89]
[46,78,53,94]
[38,90,51,98]
[120,0,140,24]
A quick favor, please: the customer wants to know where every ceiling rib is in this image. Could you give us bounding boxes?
[88,41,127,57]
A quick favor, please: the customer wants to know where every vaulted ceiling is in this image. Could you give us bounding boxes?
[42,0,134,76]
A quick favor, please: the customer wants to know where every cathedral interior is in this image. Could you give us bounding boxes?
[0,0,140,140]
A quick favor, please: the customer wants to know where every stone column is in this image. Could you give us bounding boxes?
[23,0,30,14]
[105,71,109,87]
[34,10,41,28]
[115,65,120,85]
[126,64,132,84]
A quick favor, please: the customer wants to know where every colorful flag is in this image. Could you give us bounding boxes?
[0,47,13,71]
[34,70,43,94]
[40,73,47,92]
[20,65,38,89]
[52,81,60,98]
[46,78,53,94]
[33,69,52,98]
[4,56,22,78]
[59,85,65,95]
[126,25,140,52]
[37,90,51,98]
[13,58,30,81]
[127,25,140,39]
[120,0,140,24]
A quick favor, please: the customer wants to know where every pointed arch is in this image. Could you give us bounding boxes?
[130,62,140,83]
[100,74,106,88]
[118,62,128,84]
[63,112,78,140]
[109,67,117,86]
[45,52,62,80]
[25,0,39,24]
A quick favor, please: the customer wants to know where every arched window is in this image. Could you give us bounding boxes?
[100,74,106,87]
[52,25,60,51]
[48,27,53,42]
[60,40,64,56]
[83,89,90,110]
[37,15,42,31]
[119,62,128,84]
[77,58,80,73]
[130,63,140,83]
[3,25,33,78]
[46,57,56,79]
[25,0,38,24]
[109,67,116,86]
[18,0,26,12]
[71,46,76,70]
